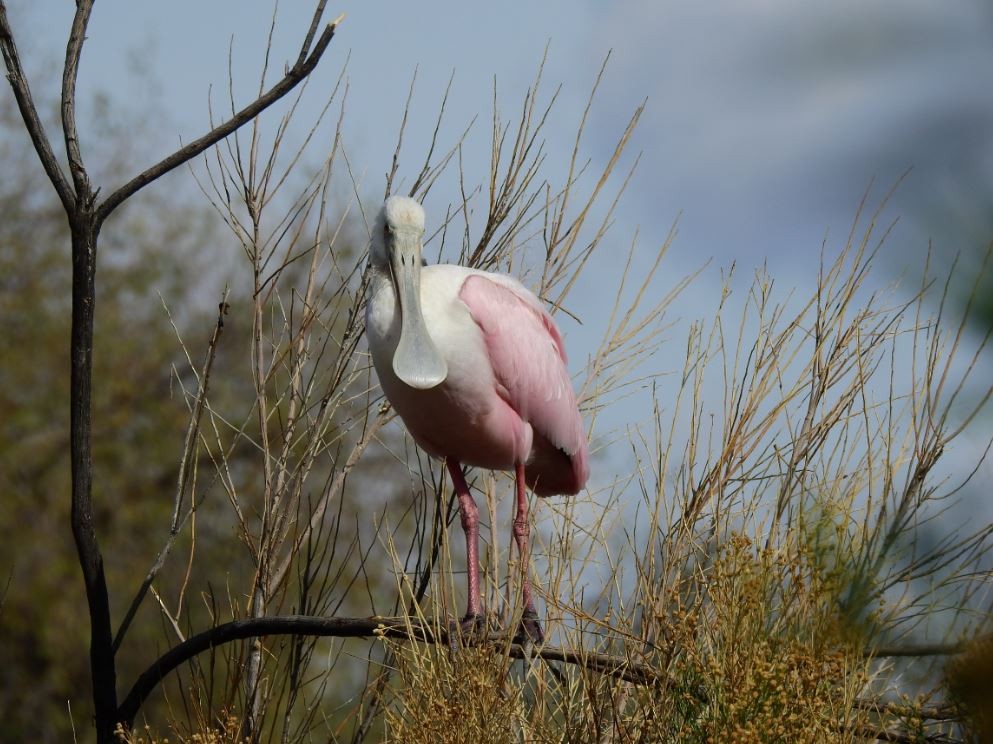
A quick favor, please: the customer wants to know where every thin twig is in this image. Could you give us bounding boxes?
[112,295,230,652]
[61,0,95,199]
[95,13,344,223]
[868,638,984,658]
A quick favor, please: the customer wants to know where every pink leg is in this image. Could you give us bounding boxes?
[446,460,482,625]
[513,462,544,644]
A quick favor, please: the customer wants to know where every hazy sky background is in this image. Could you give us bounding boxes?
[9,0,993,479]
[14,1,993,277]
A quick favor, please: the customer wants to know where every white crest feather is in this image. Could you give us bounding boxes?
[384,195,425,230]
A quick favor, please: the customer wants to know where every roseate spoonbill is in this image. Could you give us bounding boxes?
[365,195,589,643]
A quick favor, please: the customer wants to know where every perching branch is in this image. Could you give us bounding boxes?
[117,613,975,733]
[117,615,665,727]
[94,12,344,224]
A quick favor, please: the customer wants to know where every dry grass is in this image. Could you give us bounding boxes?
[378,533,870,743]
[116,711,245,744]
[384,646,520,743]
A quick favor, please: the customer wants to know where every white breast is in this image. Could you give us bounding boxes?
[366,266,489,402]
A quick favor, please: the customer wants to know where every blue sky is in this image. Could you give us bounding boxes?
[11,4,989,228]
[12,1,993,294]
[9,0,993,470]
[14,1,993,271]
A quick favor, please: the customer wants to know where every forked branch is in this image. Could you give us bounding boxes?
[62,0,95,198]
[95,12,345,223]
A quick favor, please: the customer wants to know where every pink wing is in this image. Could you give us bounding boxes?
[460,274,589,496]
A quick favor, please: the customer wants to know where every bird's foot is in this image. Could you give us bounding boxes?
[459,611,488,636]
[448,612,488,649]
[512,609,545,647]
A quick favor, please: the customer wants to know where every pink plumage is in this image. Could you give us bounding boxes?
[459,274,588,496]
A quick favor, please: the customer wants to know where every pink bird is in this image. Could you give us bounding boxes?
[365,196,589,643]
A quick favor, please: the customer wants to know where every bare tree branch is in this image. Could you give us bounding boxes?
[69,226,117,742]
[868,636,987,658]
[117,613,976,735]
[0,1,74,210]
[95,13,344,224]
[117,615,664,727]
[61,0,95,200]
[295,0,330,69]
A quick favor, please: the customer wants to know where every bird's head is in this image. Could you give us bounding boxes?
[370,195,425,268]
[373,196,447,390]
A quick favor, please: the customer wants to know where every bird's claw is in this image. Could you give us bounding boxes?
[459,612,487,636]
[512,609,545,647]
[448,612,487,650]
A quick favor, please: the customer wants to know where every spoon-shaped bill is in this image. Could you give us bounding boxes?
[390,230,448,389]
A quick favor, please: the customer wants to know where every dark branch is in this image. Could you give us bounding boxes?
[70,224,118,742]
[868,636,986,658]
[119,612,981,731]
[842,723,963,744]
[119,617,416,725]
[118,615,666,726]
[295,0,330,68]
[0,1,74,211]
[61,0,94,200]
[95,16,342,224]
[55,7,115,739]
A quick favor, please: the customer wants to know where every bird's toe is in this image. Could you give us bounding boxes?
[513,609,545,646]
[459,612,487,635]
[448,612,487,649]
